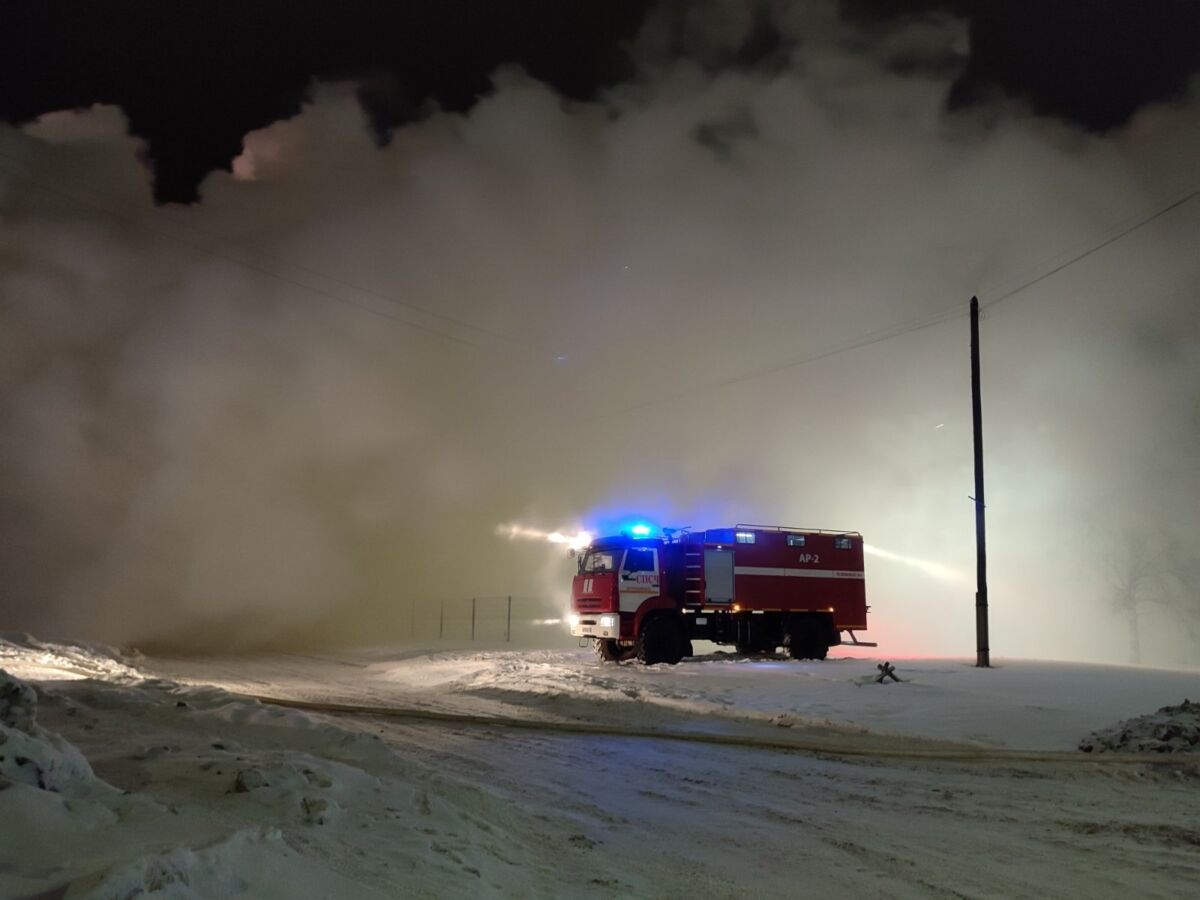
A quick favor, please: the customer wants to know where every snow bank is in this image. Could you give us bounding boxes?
[0,668,104,792]
[1079,699,1200,753]
[225,753,384,826]
[4,637,1200,898]
[0,633,143,682]
[67,826,390,900]
[174,686,404,773]
[0,669,130,895]
[68,829,262,899]
[0,648,404,899]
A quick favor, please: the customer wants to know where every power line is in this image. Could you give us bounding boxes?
[619,301,964,414]
[617,186,1198,414]
[981,187,1199,311]
[3,144,1194,410]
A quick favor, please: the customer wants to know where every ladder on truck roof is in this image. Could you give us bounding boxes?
[734,523,862,537]
[683,545,703,602]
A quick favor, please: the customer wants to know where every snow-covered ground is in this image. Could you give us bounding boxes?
[2,635,1198,898]
[135,643,1200,752]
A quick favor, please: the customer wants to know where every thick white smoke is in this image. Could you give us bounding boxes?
[1,2,1197,660]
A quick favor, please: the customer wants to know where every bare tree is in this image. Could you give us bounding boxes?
[1100,528,1161,664]
[1100,524,1200,665]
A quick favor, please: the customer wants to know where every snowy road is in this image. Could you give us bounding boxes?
[3,638,1198,898]
[364,719,1200,898]
[142,645,1200,751]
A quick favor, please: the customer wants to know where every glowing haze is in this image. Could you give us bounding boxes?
[497,523,594,552]
[1,2,1197,662]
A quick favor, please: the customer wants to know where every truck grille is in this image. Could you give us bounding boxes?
[574,597,607,611]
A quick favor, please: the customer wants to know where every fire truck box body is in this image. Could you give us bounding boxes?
[569,525,867,663]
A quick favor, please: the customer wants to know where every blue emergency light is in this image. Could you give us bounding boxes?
[629,523,653,537]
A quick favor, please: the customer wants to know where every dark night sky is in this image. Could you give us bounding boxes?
[4,1,1198,203]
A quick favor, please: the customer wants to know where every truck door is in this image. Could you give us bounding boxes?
[704,549,734,604]
[619,546,659,612]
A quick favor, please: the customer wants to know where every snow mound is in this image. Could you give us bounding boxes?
[0,668,37,730]
[0,634,143,683]
[180,691,402,769]
[0,668,103,792]
[1079,700,1200,753]
[70,827,270,899]
[67,826,391,900]
[227,754,373,826]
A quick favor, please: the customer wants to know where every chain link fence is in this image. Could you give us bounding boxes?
[408,595,569,644]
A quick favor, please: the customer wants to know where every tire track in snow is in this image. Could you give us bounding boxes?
[246,693,1196,767]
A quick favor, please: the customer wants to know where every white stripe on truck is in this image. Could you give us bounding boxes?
[734,566,864,580]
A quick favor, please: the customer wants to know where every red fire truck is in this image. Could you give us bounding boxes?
[569,525,871,664]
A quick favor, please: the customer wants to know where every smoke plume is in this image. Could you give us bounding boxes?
[1,2,1197,661]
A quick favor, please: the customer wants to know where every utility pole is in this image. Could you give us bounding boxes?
[970,296,991,667]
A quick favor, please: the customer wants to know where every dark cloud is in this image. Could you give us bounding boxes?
[3,2,1197,202]
[692,108,759,161]
[0,1,651,203]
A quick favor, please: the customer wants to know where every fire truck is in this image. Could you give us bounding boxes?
[569,525,871,664]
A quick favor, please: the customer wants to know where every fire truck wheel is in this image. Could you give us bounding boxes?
[636,616,684,665]
[594,639,624,662]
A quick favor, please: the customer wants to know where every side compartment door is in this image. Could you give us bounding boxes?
[619,547,659,612]
[704,549,734,604]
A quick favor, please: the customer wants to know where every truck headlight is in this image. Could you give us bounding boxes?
[568,614,580,628]
[599,615,616,628]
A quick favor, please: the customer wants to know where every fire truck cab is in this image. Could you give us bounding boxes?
[569,525,868,665]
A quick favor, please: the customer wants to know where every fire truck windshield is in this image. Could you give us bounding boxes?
[578,549,619,574]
